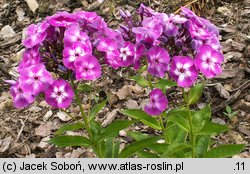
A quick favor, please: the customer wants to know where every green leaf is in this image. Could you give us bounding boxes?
[226,105,232,113]
[136,151,159,158]
[161,143,191,157]
[49,135,90,147]
[154,79,176,92]
[168,110,190,132]
[188,83,204,105]
[127,131,149,141]
[119,136,160,158]
[90,121,103,136]
[204,144,245,158]
[195,136,210,157]
[196,123,228,135]
[77,84,94,92]
[138,65,148,74]
[120,109,161,130]
[56,122,85,135]
[89,99,107,122]
[97,120,134,142]
[165,122,187,143]
[192,105,211,132]
[104,138,120,158]
[129,75,149,87]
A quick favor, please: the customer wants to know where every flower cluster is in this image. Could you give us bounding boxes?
[117,4,224,88]
[6,4,224,115]
[7,11,121,108]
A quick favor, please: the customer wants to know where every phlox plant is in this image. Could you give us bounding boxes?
[5,4,244,158]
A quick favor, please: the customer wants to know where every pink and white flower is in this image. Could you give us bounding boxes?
[144,88,168,116]
[10,80,35,108]
[19,64,53,95]
[22,21,49,48]
[63,25,91,47]
[169,56,198,87]
[194,45,223,78]
[147,46,170,77]
[74,55,101,80]
[45,79,74,108]
[17,46,41,72]
[63,42,92,70]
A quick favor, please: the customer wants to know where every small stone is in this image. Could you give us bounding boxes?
[215,83,230,99]
[55,152,64,158]
[39,101,49,108]
[119,130,127,137]
[57,111,71,122]
[43,110,53,122]
[102,109,118,127]
[11,49,25,62]
[25,0,39,13]
[139,99,150,109]
[212,117,226,125]
[25,154,36,158]
[38,136,51,149]
[245,95,250,102]
[116,85,133,100]
[0,25,15,39]
[28,106,42,112]
[70,148,86,158]
[125,99,139,109]
[35,121,53,137]
[0,137,12,153]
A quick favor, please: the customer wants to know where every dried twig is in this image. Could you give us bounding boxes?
[212,80,250,114]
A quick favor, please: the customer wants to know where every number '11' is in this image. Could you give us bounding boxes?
[236,162,244,170]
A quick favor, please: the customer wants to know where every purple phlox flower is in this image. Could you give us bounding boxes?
[22,21,49,48]
[97,37,117,53]
[147,46,170,77]
[134,43,146,70]
[76,11,107,32]
[10,80,35,108]
[74,54,101,80]
[137,3,155,17]
[104,29,124,48]
[118,41,135,67]
[17,46,41,72]
[192,36,221,52]
[4,80,16,86]
[96,37,122,69]
[48,11,76,27]
[194,44,223,78]
[63,24,91,47]
[181,7,219,37]
[155,13,187,37]
[188,19,213,40]
[181,7,197,18]
[142,17,163,38]
[19,64,53,95]
[45,79,74,108]
[169,56,198,87]
[205,36,221,51]
[132,27,159,46]
[144,88,168,116]
[63,42,92,70]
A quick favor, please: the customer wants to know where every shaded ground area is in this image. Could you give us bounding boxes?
[0,0,249,158]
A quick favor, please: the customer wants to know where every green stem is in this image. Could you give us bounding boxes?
[147,73,153,89]
[70,79,93,138]
[182,88,196,158]
[159,114,168,143]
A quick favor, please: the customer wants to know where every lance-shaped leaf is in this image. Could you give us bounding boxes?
[49,135,90,147]
[120,109,161,130]
[204,144,245,158]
